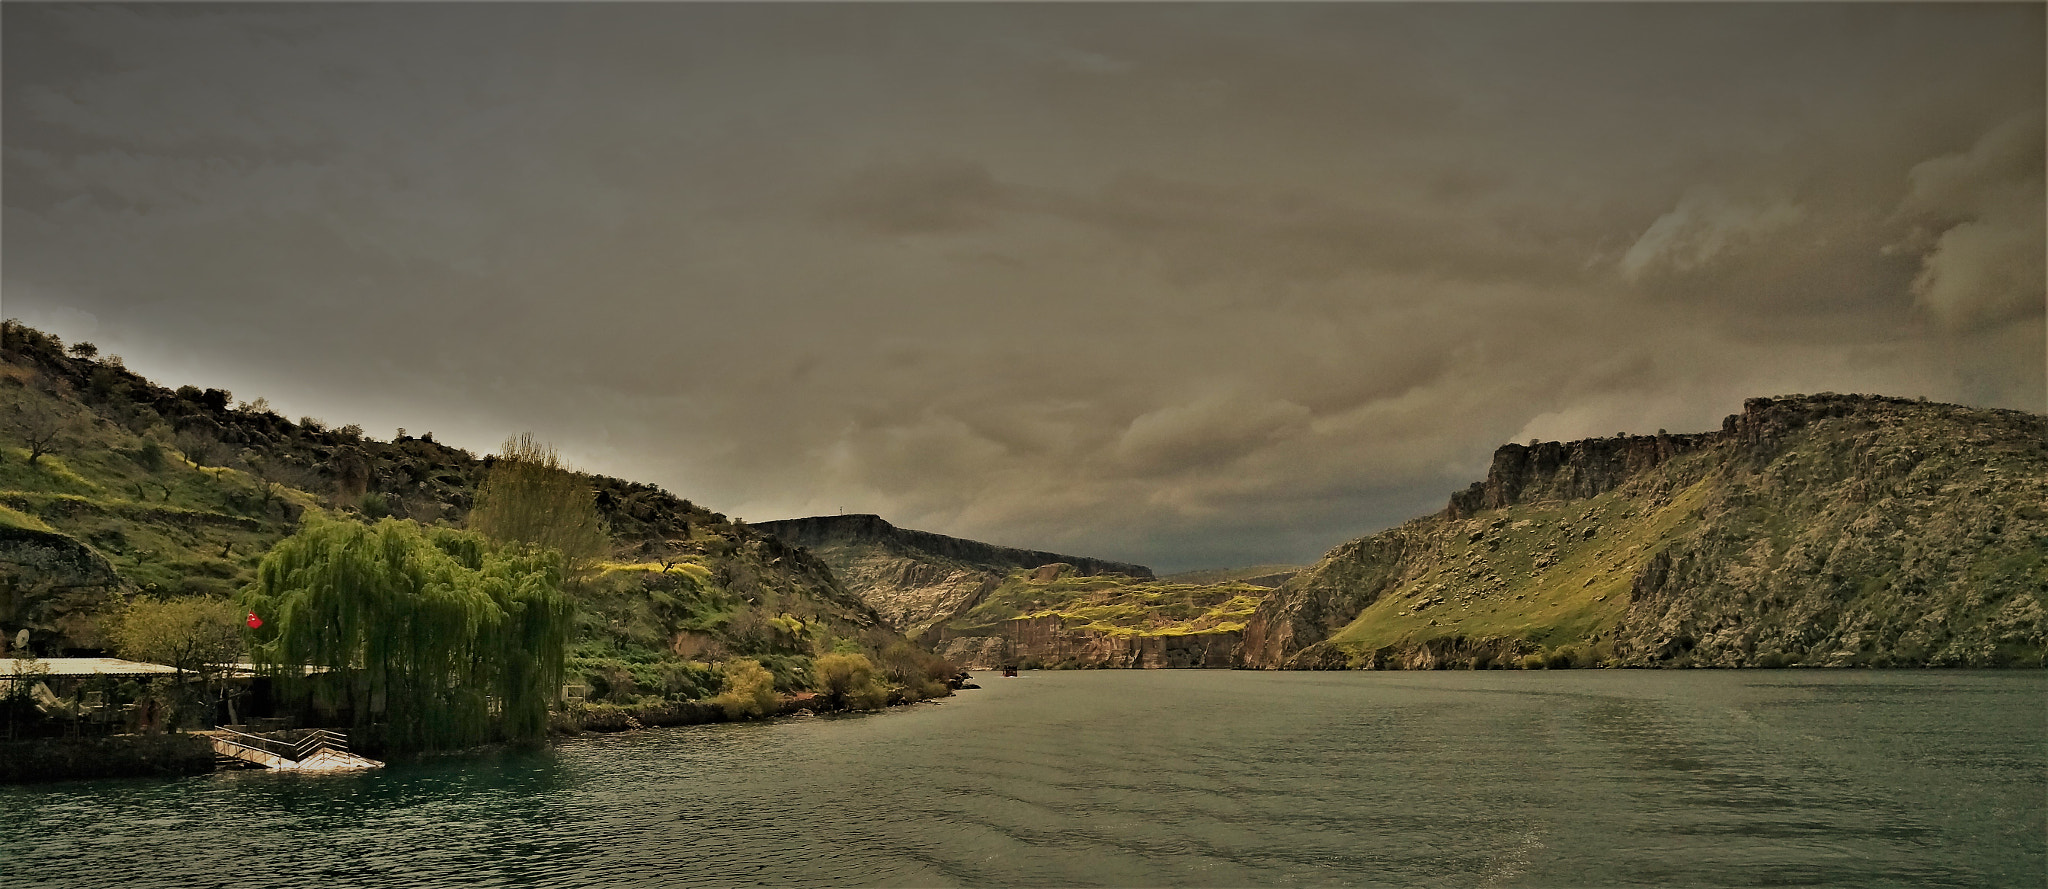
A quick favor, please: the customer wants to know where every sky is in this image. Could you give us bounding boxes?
[4,4,2043,573]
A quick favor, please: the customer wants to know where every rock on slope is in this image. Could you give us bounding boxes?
[754,513,1152,637]
[1239,394,2048,669]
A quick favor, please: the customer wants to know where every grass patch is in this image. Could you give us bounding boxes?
[951,570,1267,638]
[1326,476,1713,653]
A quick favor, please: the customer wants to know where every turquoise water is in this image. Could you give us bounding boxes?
[3,670,2042,887]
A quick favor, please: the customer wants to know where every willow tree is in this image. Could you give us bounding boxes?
[468,433,608,578]
[240,516,572,752]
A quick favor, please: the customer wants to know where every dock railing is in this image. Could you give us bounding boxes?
[212,726,353,761]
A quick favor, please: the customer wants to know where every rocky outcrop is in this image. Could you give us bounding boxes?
[1446,433,1712,518]
[1242,394,2048,669]
[0,527,127,654]
[755,514,1152,636]
[1235,528,1421,670]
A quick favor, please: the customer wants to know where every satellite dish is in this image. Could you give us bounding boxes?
[12,629,27,654]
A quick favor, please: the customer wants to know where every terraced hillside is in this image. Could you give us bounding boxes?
[1239,394,2048,669]
[933,564,1267,669]
[0,321,908,705]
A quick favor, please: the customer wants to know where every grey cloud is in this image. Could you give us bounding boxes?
[822,158,1011,235]
[1895,112,2046,331]
[5,4,2042,572]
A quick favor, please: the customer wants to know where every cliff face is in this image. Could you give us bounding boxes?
[0,527,127,653]
[1240,394,2048,669]
[755,514,1152,636]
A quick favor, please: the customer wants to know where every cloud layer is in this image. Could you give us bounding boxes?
[5,5,2041,571]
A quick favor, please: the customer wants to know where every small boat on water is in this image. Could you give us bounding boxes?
[1002,664,1019,678]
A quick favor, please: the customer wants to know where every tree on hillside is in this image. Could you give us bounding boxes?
[241,516,574,751]
[111,597,245,727]
[247,456,319,517]
[66,342,98,360]
[4,388,83,468]
[468,433,608,577]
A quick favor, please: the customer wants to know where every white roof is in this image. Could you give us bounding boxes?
[0,657,181,677]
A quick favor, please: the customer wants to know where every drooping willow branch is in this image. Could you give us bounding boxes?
[241,516,572,752]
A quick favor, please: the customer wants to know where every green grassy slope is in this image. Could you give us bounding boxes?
[0,321,911,706]
[1242,395,2048,669]
[944,566,1265,639]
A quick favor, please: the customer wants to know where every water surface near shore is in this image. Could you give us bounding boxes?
[3,670,2042,887]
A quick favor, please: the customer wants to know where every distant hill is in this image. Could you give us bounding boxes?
[1160,565,1305,588]
[753,513,1151,638]
[934,564,1268,669]
[754,514,1288,669]
[1240,394,2048,669]
[0,321,903,702]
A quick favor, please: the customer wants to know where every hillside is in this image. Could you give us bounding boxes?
[1160,565,1304,588]
[934,564,1267,669]
[1239,394,2048,669]
[753,514,1275,669]
[754,513,1153,637]
[0,321,907,705]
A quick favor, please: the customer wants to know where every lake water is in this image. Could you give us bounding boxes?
[3,670,2043,887]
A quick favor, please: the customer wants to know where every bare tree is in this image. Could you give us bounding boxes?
[6,400,67,467]
[173,429,224,467]
[248,457,320,516]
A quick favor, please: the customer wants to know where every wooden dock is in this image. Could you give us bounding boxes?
[206,728,382,772]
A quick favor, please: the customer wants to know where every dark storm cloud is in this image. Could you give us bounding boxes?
[5,4,2041,572]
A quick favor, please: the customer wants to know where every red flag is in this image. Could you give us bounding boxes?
[246,612,263,629]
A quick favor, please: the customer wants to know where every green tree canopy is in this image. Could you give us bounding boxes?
[111,597,243,679]
[240,515,573,752]
[469,433,608,576]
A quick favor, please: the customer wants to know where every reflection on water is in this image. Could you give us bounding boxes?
[3,671,2042,888]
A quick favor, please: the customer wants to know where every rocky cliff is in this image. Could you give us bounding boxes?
[755,513,1152,636]
[1240,394,2048,669]
[0,526,128,652]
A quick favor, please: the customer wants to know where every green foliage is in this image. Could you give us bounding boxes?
[469,433,608,575]
[133,440,167,473]
[711,657,778,719]
[949,572,1266,638]
[111,597,243,678]
[877,641,954,701]
[813,652,889,711]
[240,516,573,752]
[1544,644,1584,669]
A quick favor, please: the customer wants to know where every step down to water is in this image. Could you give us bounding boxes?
[206,729,383,772]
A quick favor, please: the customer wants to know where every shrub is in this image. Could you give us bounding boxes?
[657,660,717,700]
[878,641,954,701]
[813,652,889,711]
[711,658,778,719]
[1519,653,1547,670]
[133,440,167,473]
[1545,644,1584,669]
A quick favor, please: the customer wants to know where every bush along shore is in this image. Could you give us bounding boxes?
[563,668,976,735]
